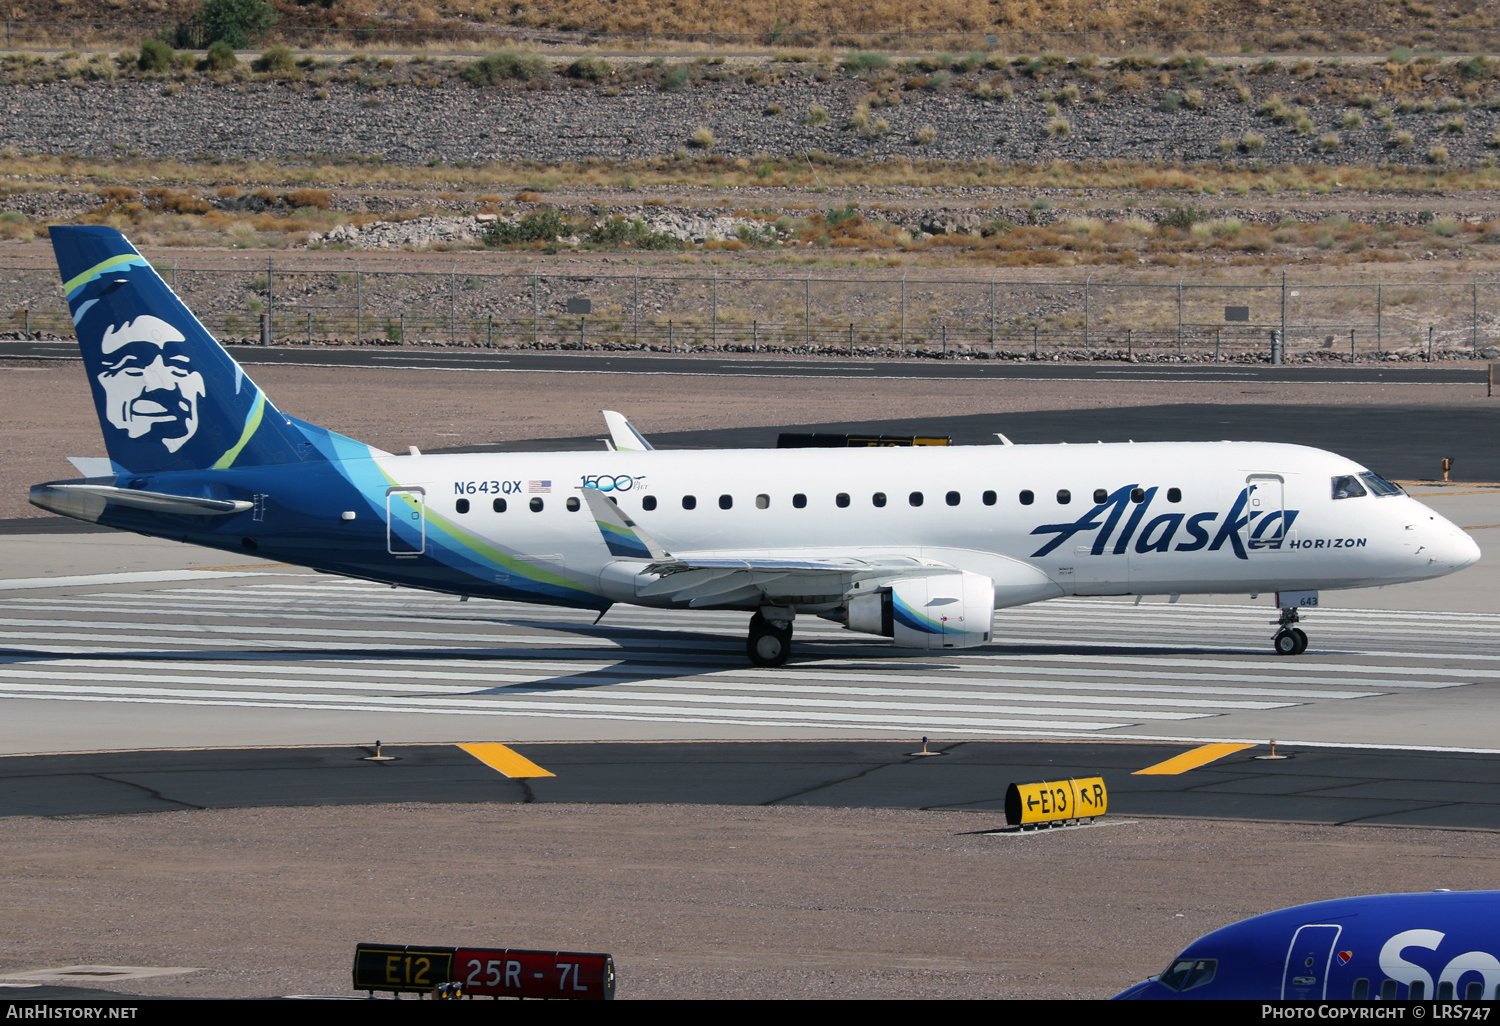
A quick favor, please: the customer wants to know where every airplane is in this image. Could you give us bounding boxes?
[1114,890,1500,1000]
[28,226,1481,667]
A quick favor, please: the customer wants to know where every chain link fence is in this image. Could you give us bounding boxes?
[5,264,1498,363]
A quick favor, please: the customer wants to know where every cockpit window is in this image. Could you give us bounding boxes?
[1359,472,1404,497]
[1331,475,1368,500]
[1159,958,1217,993]
[1182,959,1217,991]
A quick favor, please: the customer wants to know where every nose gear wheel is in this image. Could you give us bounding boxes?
[1272,607,1309,656]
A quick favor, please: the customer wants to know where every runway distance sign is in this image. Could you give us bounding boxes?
[1005,776,1108,827]
[353,943,615,1000]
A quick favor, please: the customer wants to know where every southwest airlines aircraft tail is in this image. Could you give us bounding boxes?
[31,226,1481,666]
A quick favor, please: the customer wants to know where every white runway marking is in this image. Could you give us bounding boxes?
[1,578,1495,746]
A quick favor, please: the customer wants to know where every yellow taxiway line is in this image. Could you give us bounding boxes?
[457,742,556,778]
[1133,742,1256,776]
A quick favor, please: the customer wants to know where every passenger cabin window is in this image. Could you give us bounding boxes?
[642,495,657,511]
[682,495,697,510]
[793,493,807,509]
[872,492,887,507]
[1019,490,1034,505]
[1057,489,1071,505]
[909,491,924,507]
[1167,488,1182,503]
[1410,981,1426,1000]
[1331,475,1368,500]
[1437,982,1455,1000]
[1130,487,1145,504]
[836,493,850,508]
[1094,488,1108,504]
[492,497,506,513]
[529,497,544,512]
[566,497,581,512]
[756,494,769,509]
[946,491,960,506]
[1351,979,1369,1000]
[982,490,996,506]
[455,498,470,514]
[1379,980,1398,1000]
[719,494,733,510]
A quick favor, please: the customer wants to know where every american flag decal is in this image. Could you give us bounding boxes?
[529,480,552,493]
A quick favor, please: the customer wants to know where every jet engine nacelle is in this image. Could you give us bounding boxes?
[846,571,994,649]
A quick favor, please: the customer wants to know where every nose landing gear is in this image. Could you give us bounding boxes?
[1272,607,1308,656]
[747,611,794,667]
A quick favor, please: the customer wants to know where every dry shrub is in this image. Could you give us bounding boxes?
[145,188,210,215]
[285,188,333,209]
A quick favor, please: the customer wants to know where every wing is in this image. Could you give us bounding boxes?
[578,484,953,608]
[600,410,654,452]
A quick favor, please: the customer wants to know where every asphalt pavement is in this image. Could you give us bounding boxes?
[4,740,1497,829]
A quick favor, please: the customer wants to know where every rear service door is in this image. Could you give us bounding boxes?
[1281,924,1342,999]
[386,486,426,555]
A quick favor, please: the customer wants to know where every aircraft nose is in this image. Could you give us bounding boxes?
[1425,517,1481,571]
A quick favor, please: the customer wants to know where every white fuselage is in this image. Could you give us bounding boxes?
[371,440,1478,610]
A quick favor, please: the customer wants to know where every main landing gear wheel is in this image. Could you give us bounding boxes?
[747,612,793,668]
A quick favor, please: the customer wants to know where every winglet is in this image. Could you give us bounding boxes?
[577,486,670,560]
[601,410,654,452]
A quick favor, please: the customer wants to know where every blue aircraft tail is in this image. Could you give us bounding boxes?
[51,226,318,474]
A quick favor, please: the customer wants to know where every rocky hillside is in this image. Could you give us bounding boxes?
[5,51,1500,167]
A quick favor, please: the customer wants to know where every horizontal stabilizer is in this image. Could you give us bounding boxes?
[31,481,253,521]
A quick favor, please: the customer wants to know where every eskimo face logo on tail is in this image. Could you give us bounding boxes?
[96,315,205,453]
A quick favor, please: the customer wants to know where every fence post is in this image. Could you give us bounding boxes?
[1083,273,1092,348]
[400,312,405,345]
[1280,268,1288,351]
[1428,325,1434,361]
[633,271,639,347]
[900,273,906,353]
[581,315,586,348]
[1215,328,1220,363]
[532,275,539,347]
[942,324,947,356]
[1376,282,1383,354]
[1033,324,1038,357]
[988,272,995,351]
[355,264,362,345]
[849,323,854,355]
[487,314,493,348]
[1474,278,1480,354]
[21,308,28,339]
[712,269,718,347]
[1176,277,1183,356]
[1350,328,1356,363]
[171,260,177,289]
[1127,327,1132,359]
[450,265,457,345]
[266,255,273,342]
[306,311,311,344]
[753,320,758,352]
[669,319,673,353]
[805,271,811,347]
